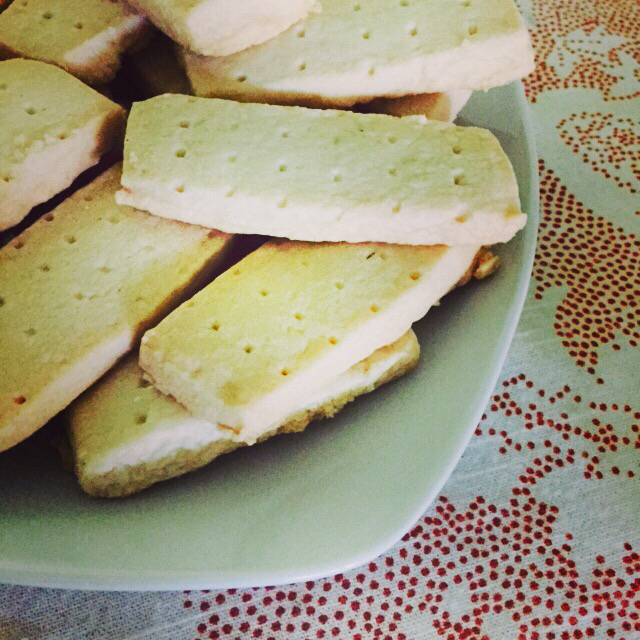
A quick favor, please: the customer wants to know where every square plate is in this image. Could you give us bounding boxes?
[0,82,538,591]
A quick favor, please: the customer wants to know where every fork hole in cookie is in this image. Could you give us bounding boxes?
[370,304,380,313]
[409,271,421,281]
[294,312,304,320]
[244,345,253,354]
[175,149,186,158]
[280,368,290,376]
[211,321,221,331]
[328,337,338,345]
[134,413,147,425]
[453,173,467,186]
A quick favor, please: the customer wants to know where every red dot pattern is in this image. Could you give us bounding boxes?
[557,112,639,194]
[477,376,638,482]
[533,161,639,377]
[523,0,640,103]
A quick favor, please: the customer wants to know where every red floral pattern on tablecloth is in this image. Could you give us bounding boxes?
[523,0,640,102]
[556,113,639,195]
[532,162,639,378]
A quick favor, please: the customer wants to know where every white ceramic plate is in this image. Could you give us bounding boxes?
[0,82,538,591]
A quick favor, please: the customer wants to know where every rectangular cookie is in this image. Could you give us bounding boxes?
[139,240,481,445]
[69,331,419,497]
[0,0,151,84]
[128,33,469,122]
[125,0,317,57]
[0,59,125,230]
[180,0,534,107]
[117,95,525,246]
[0,164,233,453]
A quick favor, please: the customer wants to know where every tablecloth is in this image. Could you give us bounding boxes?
[1,0,638,638]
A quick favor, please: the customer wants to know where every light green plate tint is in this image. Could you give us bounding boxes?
[0,83,538,590]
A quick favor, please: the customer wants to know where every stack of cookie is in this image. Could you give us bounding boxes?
[0,0,534,497]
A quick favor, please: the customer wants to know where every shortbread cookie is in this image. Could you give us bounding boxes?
[140,240,481,445]
[180,0,534,107]
[69,330,419,497]
[127,0,317,57]
[0,164,233,453]
[0,0,150,84]
[0,59,125,230]
[117,95,525,246]
[129,34,468,121]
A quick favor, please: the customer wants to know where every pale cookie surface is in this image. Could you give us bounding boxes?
[0,0,150,84]
[181,0,534,107]
[126,0,317,57]
[117,95,525,246]
[0,165,232,453]
[140,240,480,444]
[70,331,418,497]
[0,59,125,230]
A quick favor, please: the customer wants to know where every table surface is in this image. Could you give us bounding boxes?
[1,1,638,638]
